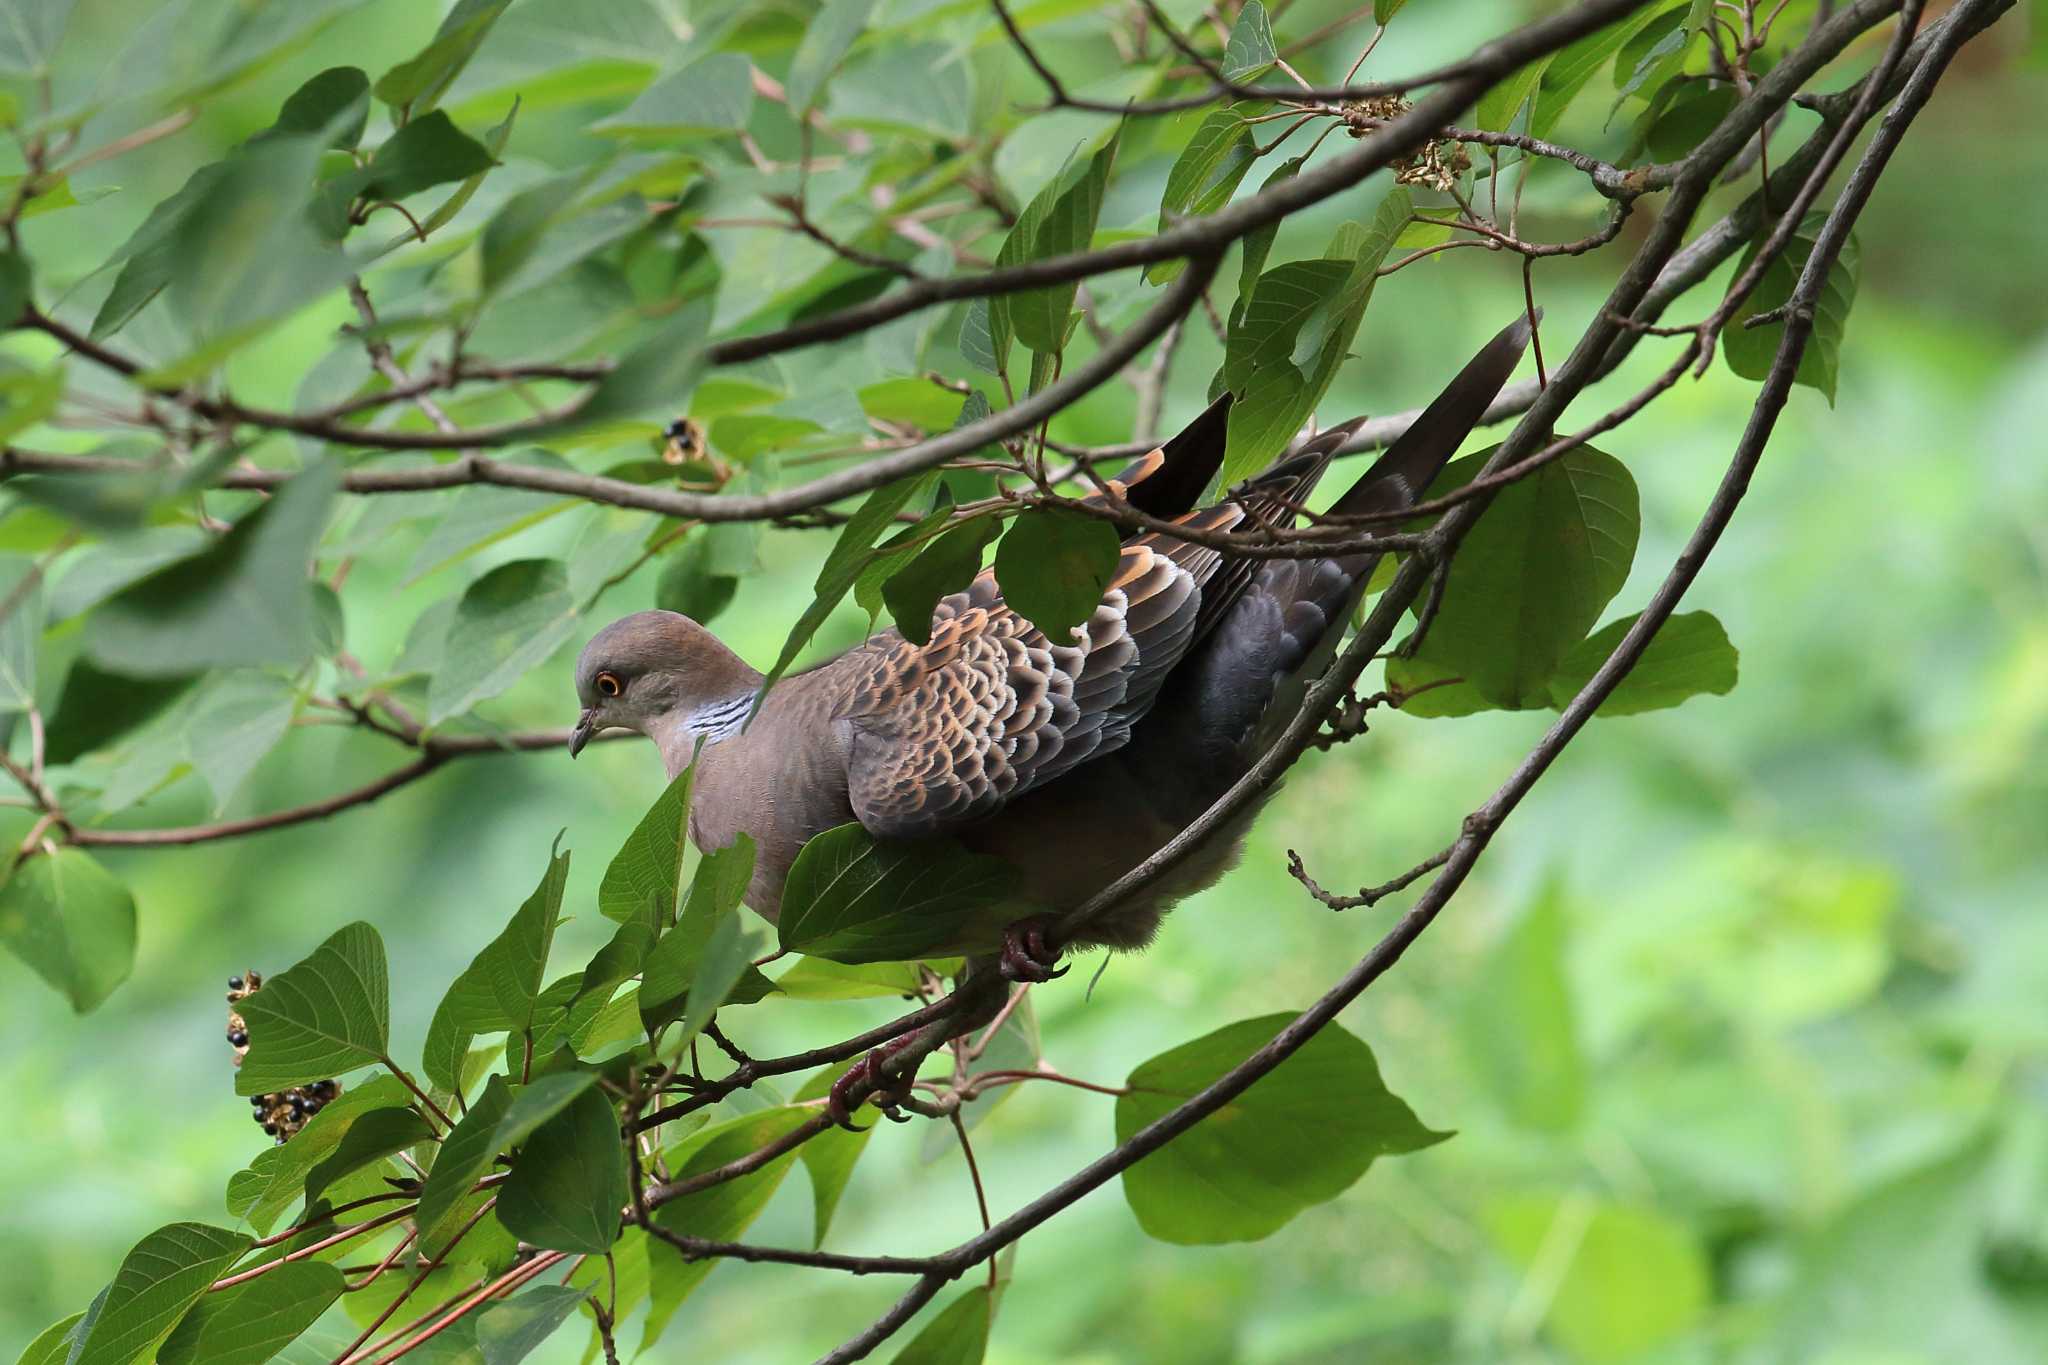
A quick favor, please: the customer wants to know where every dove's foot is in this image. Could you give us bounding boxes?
[1000,916,1068,984]
[825,1038,919,1130]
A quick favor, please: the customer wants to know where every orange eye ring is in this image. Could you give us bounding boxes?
[595,672,622,698]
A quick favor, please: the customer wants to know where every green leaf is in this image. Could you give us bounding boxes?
[1647,80,1736,162]
[427,558,580,724]
[794,1065,876,1248]
[655,533,740,625]
[785,0,877,113]
[1219,194,1406,485]
[157,1260,343,1365]
[350,109,497,202]
[0,247,30,325]
[1530,3,1671,138]
[70,1223,251,1365]
[0,0,73,76]
[1484,1195,1709,1361]
[1391,443,1639,710]
[994,127,1121,354]
[1476,56,1549,132]
[643,1108,814,1349]
[43,659,194,765]
[890,1286,993,1364]
[0,357,59,444]
[881,516,999,646]
[187,674,298,815]
[225,1074,412,1233]
[474,1284,588,1363]
[83,462,341,678]
[760,471,938,700]
[235,922,392,1094]
[1373,0,1407,23]
[959,298,1004,376]
[594,53,754,138]
[1229,156,1302,330]
[89,160,231,340]
[639,835,768,1032]
[1545,609,1738,714]
[1462,888,1584,1132]
[260,66,371,149]
[993,508,1119,644]
[374,0,511,114]
[302,1106,437,1208]
[1148,104,1263,283]
[1115,1013,1448,1244]
[551,308,706,435]
[416,1072,599,1255]
[0,555,42,712]
[13,1311,83,1365]
[599,763,693,927]
[777,823,1017,964]
[498,1085,626,1253]
[1723,212,1861,404]
[773,956,951,1000]
[1219,2,1275,82]
[424,845,573,1091]
[414,1073,515,1256]
[160,134,355,372]
[0,850,135,1014]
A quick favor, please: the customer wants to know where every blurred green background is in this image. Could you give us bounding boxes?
[4,0,2046,1361]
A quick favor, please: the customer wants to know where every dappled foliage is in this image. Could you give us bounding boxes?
[0,0,2036,1361]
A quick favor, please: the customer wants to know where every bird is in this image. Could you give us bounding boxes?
[570,316,1532,1117]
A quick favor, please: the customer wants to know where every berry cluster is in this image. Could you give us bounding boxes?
[227,972,340,1144]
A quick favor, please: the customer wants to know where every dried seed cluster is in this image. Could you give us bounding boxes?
[227,971,340,1145]
[1338,96,1469,193]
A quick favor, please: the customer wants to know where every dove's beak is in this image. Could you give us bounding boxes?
[569,709,596,759]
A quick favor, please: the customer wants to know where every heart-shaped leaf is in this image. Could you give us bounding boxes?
[1116,1013,1448,1244]
[235,921,391,1094]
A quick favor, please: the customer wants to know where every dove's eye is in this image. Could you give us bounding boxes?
[595,672,623,698]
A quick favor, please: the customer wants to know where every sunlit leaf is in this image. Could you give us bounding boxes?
[1149,104,1264,284]
[423,845,572,1090]
[235,921,392,1094]
[70,1222,251,1365]
[994,127,1121,354]
[301,1106,436,1208]
[1484,1195,1710,1361]
[794,1064,876,1248]
[1545,610,1739,714]
[642,1107,815,1351]
[157,1261,342,1365]
[225,1074,412,1233]
[1461,887,1584,1132]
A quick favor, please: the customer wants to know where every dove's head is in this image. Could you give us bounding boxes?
[569,610,761,763]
